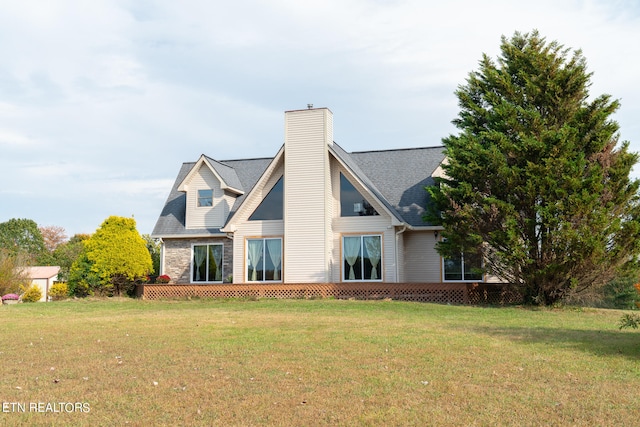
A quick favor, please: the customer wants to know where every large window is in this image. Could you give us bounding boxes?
[342,235,382,281]
[249,177,283,220]
[340,173,378,217]
[192,244,223,282]
[197,189,213,207]
[443,252,483,281]
[246,238,282,282]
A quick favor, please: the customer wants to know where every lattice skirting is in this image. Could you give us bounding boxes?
[467,283,523,305]
[142,283,470,304]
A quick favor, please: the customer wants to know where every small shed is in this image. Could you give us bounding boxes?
[23,266,60,302]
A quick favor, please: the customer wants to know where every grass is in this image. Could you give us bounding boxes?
[0,298,638,426]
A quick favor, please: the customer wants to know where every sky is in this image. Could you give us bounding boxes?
[1,0,639,238]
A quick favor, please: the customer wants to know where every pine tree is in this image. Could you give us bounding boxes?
[428,30,640,305]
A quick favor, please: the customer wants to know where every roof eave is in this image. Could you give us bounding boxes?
[329,145,406,224]
[176,155,245,195]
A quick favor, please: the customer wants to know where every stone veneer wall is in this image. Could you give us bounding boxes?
[162,237,234,284]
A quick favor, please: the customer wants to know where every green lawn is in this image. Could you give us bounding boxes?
[0,299,638,426]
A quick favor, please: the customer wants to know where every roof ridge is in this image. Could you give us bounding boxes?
[205,145,444,163]
[217,156,275,163]
[204,155,236,168]
[349,145,445,154]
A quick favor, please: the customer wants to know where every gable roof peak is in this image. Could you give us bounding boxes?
[177,154,244,195]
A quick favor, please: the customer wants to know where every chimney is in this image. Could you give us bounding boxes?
[283,107,333,282]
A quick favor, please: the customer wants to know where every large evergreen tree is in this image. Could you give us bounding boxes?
[428,31,640,305]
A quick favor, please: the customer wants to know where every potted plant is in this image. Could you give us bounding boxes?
[156,275,170,284]
[2,293,20,305]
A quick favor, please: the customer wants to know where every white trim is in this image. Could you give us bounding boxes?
[178,155,244,195]
[407,225,443,231]
[341,234,384,282]
[151,233,228,239]
[197,189,214,207]
[441,253,485,282]
[222,146,285,233]
[159,238,165,276]
[395,225,407,283]
[329,147,404,226]
[245,237,283,283]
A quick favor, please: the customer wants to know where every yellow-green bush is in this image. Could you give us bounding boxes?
[49,282,68,301]
[21,285,42,303]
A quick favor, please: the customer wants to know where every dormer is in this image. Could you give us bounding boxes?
[178,155,244,229]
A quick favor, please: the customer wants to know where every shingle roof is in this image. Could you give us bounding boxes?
[220,156,275,218]
[348,146,445,227]
[330,143,406,224]
[152,157,272,237]
[204,155,244,193]
[151,144,444,237]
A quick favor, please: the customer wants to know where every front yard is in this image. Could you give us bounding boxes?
[0,299,638,426]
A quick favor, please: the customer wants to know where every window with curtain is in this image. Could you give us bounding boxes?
[192,243,223,282]
[443,252,483,281]
[246,238,282,282]
[342,235,382,281]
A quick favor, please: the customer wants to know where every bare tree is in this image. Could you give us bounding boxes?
[39,225,68,252]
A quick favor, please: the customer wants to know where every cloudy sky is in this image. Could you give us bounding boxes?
[1,0,639,238]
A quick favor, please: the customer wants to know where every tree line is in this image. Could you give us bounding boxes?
[0,216,160,298]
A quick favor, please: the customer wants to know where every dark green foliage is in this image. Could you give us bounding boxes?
[618,313,640,330]
[142,234,161,275]
[67,251,100,297]
[0,218,47,264]
[52,234,91,282]
[428,31,640,305]
[602,277,640,309]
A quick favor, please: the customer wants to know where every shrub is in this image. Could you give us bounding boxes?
[0,249,30,296]
[619,313,640,330]
[49,282,69,301]
[21,285,42,303]
[68,279,92,298]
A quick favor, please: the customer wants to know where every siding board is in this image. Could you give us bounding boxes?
[403,231,441,282]
[185,164,226,228]
[283,109,332,283]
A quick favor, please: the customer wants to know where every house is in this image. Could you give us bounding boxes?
[23,266,60,302]
[150,107,494,302]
